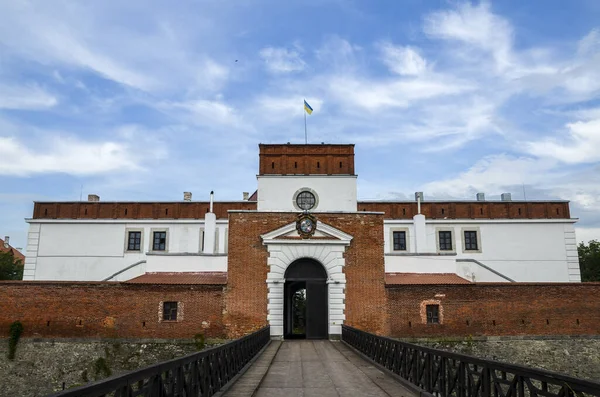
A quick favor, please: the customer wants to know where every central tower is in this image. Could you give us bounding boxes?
[256,144,358,212]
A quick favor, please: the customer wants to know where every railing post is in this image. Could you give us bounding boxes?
[482,366,491,397]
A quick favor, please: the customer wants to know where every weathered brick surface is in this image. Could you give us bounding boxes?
[0,282,225,339]
[357,201,570,219]
[225,211,388,338]
[33,201,257,220]
[258,144,355,175]
[388,283,600,338]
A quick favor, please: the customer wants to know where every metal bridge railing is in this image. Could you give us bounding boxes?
[341,325,600,397]
[48,326,270,397]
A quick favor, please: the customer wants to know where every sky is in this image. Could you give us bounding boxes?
[1,0,600,250]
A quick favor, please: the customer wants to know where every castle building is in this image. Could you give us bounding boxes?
[22,144,581,339]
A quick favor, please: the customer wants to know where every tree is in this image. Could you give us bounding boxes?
[0,251,23,280]
[578,240,600,282]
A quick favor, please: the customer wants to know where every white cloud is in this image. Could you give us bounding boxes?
[160,99,241,127]
[328,75,472,111]
[0,136,138,176]
[0,84,58,110]
[526,119,600,164]
[422,154,556,198]
[575,227,600,243]
[0,1,229,93]
[260,47,306,73]
[424,2,514,71]
[379,43,428,76]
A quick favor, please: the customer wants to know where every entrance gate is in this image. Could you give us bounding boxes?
[283,258,328,339]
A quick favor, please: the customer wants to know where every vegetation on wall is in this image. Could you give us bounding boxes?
[8,321,24,360]
[0,251,23,280]
[578,240,600,282]
[93,357,112,380]
[194,333,205,350]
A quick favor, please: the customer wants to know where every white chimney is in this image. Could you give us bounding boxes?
[183,192,192,202]
[415,192,423,214]
[243,192,249,200]
[88,194,100,202]
[476,193,485,201]
[501,193,512,202]
[204,191,216,255]
[3,236,8,248]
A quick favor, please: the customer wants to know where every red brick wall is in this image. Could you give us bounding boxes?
[258,144,355,175]
[225,211,388,338]
[33,201,257,220]
[357,201,570,220]
[0,282,225,339]
[388,283,600,338]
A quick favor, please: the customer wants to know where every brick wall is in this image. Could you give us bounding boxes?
[357,201,570,220]
[32,201,257,220]
[258,144,355,175]
[387,283,600,338]
[225,211,388,338]
[0,282,225,339]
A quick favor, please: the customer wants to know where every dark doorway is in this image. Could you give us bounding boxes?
[284,259,328,339]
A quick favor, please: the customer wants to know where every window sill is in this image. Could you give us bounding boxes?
[161,320,179,323]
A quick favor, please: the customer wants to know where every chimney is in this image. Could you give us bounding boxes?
[415,192,423,214]
[476,193,485,201]
[243,192,249,200]
[3,236,8,248]
[209,191,214,213]
[183,192,192,202]
[88,194,100,202]
[501,193,512,201]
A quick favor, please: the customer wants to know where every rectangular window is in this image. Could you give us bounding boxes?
[127,231,142,251]
[153,231,167,251]
[163,302,178,321]
[438,231,452,251]
[426,305,439,324]
[392,231,406,251]
[464,231,478,251]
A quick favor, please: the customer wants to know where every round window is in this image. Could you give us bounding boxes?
[296,191,316,211]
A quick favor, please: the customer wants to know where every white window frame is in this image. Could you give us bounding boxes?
[150,228,169,253]
[124,228,144,253]
[389,227,410,252]
[461,227,482,253]
[435,227,456,254]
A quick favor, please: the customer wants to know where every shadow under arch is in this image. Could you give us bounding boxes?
[284,258,328,339]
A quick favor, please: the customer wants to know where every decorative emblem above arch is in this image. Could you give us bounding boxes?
[296,213,317,239]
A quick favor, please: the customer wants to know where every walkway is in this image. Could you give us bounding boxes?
[222,340,416,397]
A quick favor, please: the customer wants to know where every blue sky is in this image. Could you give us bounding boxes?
[1,0,600,249]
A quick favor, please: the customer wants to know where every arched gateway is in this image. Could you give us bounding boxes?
[284,259,328,339]
[261,219,353,339]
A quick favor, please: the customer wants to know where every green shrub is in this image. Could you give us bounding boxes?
[93,357,112,380]
[194,333,205,351]
[8,321,24,360]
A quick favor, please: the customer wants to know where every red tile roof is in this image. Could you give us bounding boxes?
[0,238,25,264]
[126,272,227,285]
[385,273,471,285]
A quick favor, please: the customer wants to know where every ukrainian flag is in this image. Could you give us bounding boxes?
[304,99,313,115]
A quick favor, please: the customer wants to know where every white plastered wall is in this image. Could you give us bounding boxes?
[23,220,229,281]
[262,222,352,338]
[257,175,357,212]
[383,219,580,282]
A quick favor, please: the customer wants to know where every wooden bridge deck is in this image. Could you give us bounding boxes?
[222,340,417,397]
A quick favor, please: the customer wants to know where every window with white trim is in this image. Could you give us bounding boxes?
[392,231,406,251]
[438,231,453,251]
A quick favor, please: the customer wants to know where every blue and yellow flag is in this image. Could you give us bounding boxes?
[304,99,313,115]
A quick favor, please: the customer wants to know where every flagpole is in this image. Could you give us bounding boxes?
[304,110,307,144]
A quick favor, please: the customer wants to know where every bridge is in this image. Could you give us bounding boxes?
[48,326,600,397]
